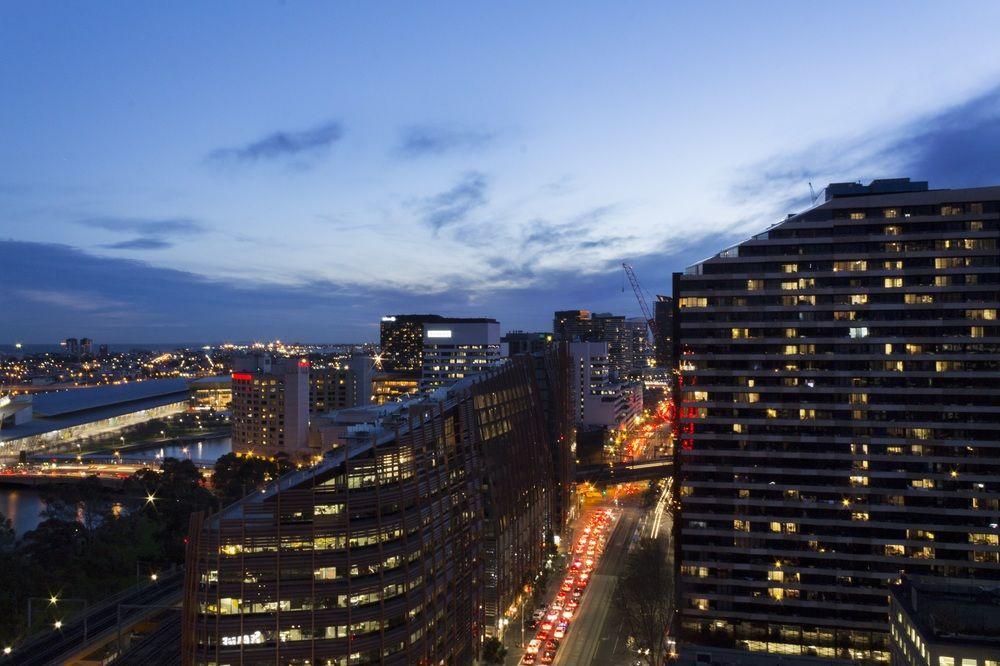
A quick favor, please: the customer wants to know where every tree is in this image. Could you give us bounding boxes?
[613,537,673,666]
[482,636,507,664]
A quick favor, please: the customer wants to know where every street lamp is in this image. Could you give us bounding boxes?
[26,596,88,639]
[53,620,62,630]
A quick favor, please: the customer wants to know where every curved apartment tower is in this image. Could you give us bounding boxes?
[182,354,564,665]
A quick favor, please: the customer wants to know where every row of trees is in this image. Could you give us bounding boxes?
[0,452,292,646]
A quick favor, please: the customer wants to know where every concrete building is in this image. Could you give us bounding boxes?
[230,355,310,459]
[371,371,420,404]
[419,318,501,390]
[626,316,652,372]
[889,577,1000,666]
[182,355,561,664]
[673,179,1000,661]
[63,338,79,356]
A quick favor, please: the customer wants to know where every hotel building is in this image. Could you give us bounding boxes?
[673,179,1000,661]
[231,355,310,459]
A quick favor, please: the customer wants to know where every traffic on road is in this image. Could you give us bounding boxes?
[520,509,616,665]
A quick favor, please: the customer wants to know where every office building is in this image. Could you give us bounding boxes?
[309,354,374,414]
[553,310,631,377]
[626,316,652,371]
[420,318,501,390]
[80,337,93,355]
[673,179,1000,661]
[182,355,559,664]
[502,330,552,356]
[378,314,445,373]
[568,341,643,427]
[889,577,1000,666]
[654,294,674,368]
[230,355,310,459]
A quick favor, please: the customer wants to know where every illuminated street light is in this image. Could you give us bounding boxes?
[3,646,11,655]
[49,595,58,605]
[53,620,62,629]
[145,492,157,505]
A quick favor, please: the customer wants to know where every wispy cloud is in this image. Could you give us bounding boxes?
[419,171,489,232]
[101,237,173,250]
[207,121,344,164]
[396,125,495,158]
[14,288,127,312]
[77,217,205,236]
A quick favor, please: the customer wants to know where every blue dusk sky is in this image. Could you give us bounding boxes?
[3,2,1000,343]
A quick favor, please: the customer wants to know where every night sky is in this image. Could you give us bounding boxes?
[3,2,1000,343]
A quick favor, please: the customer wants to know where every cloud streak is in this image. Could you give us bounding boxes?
[101,237,173,250]
[77,217,205,236]
[396,125,495,158]
[419,171,489,232]
[207,121,344,163]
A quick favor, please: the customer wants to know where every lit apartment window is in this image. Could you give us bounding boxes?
[884,225,902,235]
[884,208,899,218]
[905,294,934,304]
[849,327,869,338]
[971,326,985,338]
[746,279,764,291]
[941,205,963,216]
[969,220,984,231]
[850,212,866,220]
[782,263,798,273]
[780,281,798,290]
[850,294,868,305]
[884,277,903,288]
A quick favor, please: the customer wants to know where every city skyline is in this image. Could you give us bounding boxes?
[4,3,1000,343]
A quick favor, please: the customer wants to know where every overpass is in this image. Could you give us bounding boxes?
[2,568,183,665]
[576,456,673,484]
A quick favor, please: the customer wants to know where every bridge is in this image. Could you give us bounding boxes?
[1,568,183,665]
[575,456,673,484]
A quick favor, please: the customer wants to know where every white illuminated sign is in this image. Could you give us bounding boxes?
[426,329,452,339]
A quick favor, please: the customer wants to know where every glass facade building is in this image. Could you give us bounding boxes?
[672,180,1000,662]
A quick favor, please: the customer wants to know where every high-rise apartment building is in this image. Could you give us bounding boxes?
[182,355,563,664]
[625,317,652,371]
[420,318,501,390]
[673,179,1000,662]
[231,355,310,459]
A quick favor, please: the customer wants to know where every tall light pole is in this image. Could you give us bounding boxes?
[27,596,88,640]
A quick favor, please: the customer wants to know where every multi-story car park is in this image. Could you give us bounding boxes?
[671,179,1000,662]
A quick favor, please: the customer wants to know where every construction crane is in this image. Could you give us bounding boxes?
[622,262,660,342]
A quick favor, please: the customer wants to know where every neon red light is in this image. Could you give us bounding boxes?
[298,360,310,368]
[231,372,253,381]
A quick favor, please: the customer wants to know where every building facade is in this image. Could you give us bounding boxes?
[553,310,632,378]
[231,355,310,459]
[182,356,559,665]
[673,179,1000,661]
[889,577,1000,666]
[502,330,553,356]
[309,355,374,414]
[419,318,501,391]
[378,314,444,373]
[568,341,643,428]
[654,294,674,369]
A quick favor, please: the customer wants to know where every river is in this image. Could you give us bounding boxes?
[0,437,232,538]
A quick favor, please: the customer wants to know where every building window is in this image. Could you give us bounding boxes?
[850,212,866,220]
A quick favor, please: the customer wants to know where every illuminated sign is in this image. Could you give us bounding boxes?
[231,373,253,381]
[381,316,397,322]
[426,329,452,339]
[298,359,310,368]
